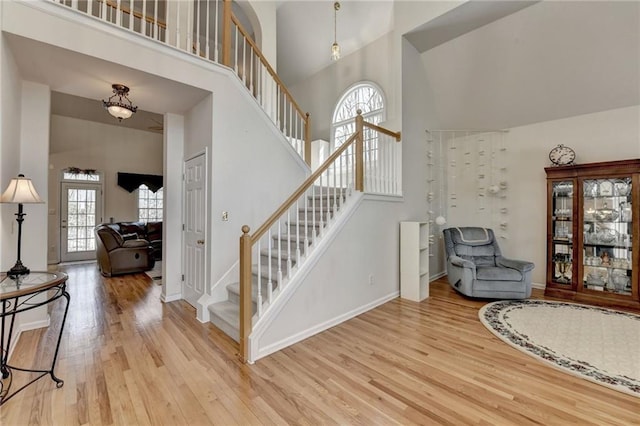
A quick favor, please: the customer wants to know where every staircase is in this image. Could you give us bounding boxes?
[208,187,346,341]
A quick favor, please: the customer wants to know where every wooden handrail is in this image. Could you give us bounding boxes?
[230,15,307,120]
[363,121,402,142]
[239,114,400,362]
[249,132,359,244]
[100,0,167,29]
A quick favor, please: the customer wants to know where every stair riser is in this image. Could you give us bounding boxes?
[227,282,277,307]
[209,186,348,342]
[306,198,343,209]
[271,237,309,252]
[259,253,295,270]
[297,211,333,222]
[285,226,318,239]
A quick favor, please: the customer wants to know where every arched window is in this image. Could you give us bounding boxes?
[332,82,386,148]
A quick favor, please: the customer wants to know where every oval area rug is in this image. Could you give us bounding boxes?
[479,300,640,397]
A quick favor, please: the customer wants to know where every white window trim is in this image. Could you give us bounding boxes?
[331,81,387,149]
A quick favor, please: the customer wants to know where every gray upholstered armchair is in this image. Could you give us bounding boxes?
[443,227,534,299]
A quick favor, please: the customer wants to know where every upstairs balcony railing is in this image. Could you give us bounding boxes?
[51,0,312,164]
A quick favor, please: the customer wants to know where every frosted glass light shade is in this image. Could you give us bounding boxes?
[331,42,341,61]
[107,105,134,120]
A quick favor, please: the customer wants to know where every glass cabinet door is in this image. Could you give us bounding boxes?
[582,177,633,295]
[551,180,574,286]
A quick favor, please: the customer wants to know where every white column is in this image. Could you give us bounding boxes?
[161,113,184,302]
[17,81,51,330]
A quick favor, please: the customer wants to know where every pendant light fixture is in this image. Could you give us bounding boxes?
[331,2,341,61]
[102,83,138,121]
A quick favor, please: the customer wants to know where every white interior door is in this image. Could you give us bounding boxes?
[61,182,103,262]
[183,154,206,307]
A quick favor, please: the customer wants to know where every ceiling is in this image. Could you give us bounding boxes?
[276,0,394,86]
[6,34,209,133]
[275,1,541,87]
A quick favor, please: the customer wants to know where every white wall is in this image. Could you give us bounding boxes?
[163,113,185,302]
[5,1,309,299]
[254,196,405,358]
[418,1,640,130]
[48,115,163,263]
[0,30,23,272]
[208,80,308,283]
[510,106,640,284]
[442,106,640,285]
[245,1,277,69]
[289,32,396,141]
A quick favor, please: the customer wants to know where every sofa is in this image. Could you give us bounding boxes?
[94,221,162,277]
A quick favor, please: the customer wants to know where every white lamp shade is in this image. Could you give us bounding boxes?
[0,175,44,204]
[107,105,134,120]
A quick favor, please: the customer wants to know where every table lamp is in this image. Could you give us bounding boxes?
[1,174,44,277]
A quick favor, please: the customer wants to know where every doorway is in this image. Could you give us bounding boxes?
[183,153,207,307]
[60,182,103,262]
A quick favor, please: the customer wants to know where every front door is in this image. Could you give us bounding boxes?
[61,182,103,262]
[183,154,206,307]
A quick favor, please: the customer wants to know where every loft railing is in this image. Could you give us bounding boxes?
[238,112,401,361]
[50,0,312,164]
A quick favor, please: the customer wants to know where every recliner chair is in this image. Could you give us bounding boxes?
[443,227,534,299]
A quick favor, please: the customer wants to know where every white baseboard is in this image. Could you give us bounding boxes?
[7,315,51,361]
[252,291,399,362]
[531,282,546,290]
[161,293,182,303]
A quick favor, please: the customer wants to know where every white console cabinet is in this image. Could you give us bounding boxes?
[400,221,430,301]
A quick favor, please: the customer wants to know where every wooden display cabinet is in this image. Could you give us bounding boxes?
[545,159,640,309]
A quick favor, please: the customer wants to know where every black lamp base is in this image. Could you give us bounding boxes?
[7,260,30,278]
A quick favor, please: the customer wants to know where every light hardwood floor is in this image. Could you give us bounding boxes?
[1,263,637,425]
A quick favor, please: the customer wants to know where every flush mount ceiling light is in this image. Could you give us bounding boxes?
[331,2,341,61]
[102,83,138,121]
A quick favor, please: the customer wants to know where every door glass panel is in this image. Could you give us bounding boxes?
[551,181,573,285]
[583,178,632,295]
[66,187,98,253]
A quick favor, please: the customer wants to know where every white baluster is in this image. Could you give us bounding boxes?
[267,229,272,305]
[319,175,324,234]
[153,0,159,40]
[256,239,262,317]
[175,1,181,50]
[249,48,254,92]
[141,0,147,36]
[234,27,238,74]
[311,186,316,245]
[214,0,219,62]
[286,210,292,276]
[242,38,247,85]
[295,200,301,265]
[277,220,282,290]
[195,0,200,55]
[115,0,121,26]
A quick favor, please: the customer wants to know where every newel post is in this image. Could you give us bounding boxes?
[355,109,364,191]
[304,113,312,166]
[239,225,252,362]
[222,0,232,67]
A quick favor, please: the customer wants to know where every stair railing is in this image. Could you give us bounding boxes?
[238,112,401,361]
[225,8,312,164]
[50,0,312,165]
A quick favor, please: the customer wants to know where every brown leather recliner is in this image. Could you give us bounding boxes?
[95,223,155,277]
